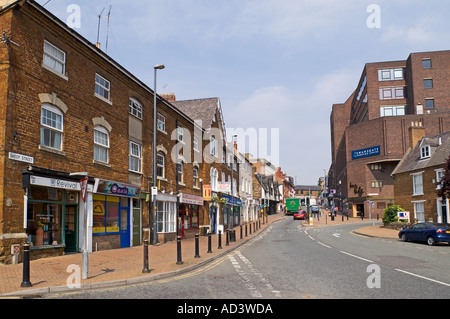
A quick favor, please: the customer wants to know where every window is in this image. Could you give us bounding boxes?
[370,164,382,170]
[94,126,109,163]
[193,166,199,187]
[210,137,217,156]
[414,202,425,222]
[425,98,435,109]
[177,128,184,143]
[41,104,63,151]
[193,136,199,152]
[211,168,219,192]
[95,74,110,101]
[129,98,143,119]
[380,106,405,117]
[129,142,142,173]
[436,169,444,189]
[412,173,423,195]
[420,146,430,159]
[157,113,166,132]
[43,41,66,75]
[378,68,404,81]
[156,201,176,233]
[424,79,433,89]
[177,161,184,184]
[379,87,406,100]
[157,152,165,178]
[371,180,383,188]
[422,59,432,69]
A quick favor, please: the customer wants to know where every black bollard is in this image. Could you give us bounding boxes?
[226,230,230,246]
[21,243,32,288]
[142,239,150,273]
[207,232,212,253]
[176,236,183,265]
[240,225,243,239]
[195,233,200,258]
[245,224,248,237]
[259,220,261,229]
[249,223,252,234]
[218,230,222,249]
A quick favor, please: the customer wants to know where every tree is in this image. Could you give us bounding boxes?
[437,155,450,200]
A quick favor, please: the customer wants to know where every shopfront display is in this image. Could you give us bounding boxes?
[26,185,79,253]
[179,193,203,239]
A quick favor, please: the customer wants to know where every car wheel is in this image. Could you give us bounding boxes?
[427,236,436,246]
[400,233,408,242]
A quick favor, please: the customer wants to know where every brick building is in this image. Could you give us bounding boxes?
[0,0,209,263]
[329,50,450,218]
[392,129,450,223]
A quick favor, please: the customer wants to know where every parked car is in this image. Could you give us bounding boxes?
[398,222,450,246]
[293,210,306,220]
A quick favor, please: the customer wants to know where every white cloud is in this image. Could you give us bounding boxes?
[381,18,438,44]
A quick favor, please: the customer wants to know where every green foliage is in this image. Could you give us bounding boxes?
[382,203,405,224]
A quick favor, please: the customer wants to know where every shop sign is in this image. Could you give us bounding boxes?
[180,193,204,206]
[218,182,231,193]
[95,179,141,197]
[221,194,242,207]
[203,185,211,201]
[352,146,381,160]
[30,175,93,191]
[9,152,34,164]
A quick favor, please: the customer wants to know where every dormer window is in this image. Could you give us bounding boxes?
[420,145,430,159]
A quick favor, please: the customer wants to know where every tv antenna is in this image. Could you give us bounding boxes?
[105,5,112,54]
[1,30,20,47]
[96,7,105,49]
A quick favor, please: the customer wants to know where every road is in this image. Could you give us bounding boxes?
[45,217,450,299]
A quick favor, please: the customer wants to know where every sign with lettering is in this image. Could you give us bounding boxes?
[352,146,381,160]
[221,194,242,207]
[203,185,211,201]
[9,152,34,164]
[95,179,141,198]
[180,193,204,206]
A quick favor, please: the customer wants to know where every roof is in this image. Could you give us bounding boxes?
[294,185,321,191]
[172,98,220,130]
[392,131,450,175]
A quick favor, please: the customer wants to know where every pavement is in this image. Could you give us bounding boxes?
[0,211,399,298]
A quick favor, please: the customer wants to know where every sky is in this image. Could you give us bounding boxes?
[36,0,450,185]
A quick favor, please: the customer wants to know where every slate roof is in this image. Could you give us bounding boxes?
[172,98,220,130]
[392,131,450,175]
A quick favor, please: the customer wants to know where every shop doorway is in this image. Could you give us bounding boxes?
[64,205,78,253]
[120,198,130,248]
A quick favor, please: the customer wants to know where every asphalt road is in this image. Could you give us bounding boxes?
[45,218,450,299]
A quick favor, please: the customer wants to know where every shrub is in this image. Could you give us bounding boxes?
[382,203,405,224]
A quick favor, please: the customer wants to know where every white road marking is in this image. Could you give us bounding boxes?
[340,251,374,263]
[395,269,450,288]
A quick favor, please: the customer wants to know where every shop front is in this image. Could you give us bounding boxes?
[179,193,203,239]
[22,170,93,258]
[92,179,141,251]
[221,194,242,229]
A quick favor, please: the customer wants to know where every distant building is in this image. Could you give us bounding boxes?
[329,50,450,218]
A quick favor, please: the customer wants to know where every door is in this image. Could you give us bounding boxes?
[210,207,217,234]
[120,198,130,248]
[132,199,141,247]
[64,205,78,253]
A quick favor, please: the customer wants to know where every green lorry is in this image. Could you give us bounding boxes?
[285,198,301,215]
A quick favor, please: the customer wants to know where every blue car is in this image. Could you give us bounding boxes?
[399,222,450,246]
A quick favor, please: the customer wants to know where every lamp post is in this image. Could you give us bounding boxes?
[152,64,165,246]
[69,172,89,280]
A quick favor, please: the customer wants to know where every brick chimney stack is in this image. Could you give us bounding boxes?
[161,93,176,102]
[408,121,425,149]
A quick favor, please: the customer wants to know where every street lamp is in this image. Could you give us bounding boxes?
[69,172,89,280]
[152,64,165,246]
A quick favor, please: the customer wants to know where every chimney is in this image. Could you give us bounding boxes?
[234,141,237,150]
[408,122,425,149]
[161,93,176,102]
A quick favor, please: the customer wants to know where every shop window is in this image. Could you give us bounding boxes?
[26,187,78,248]
[156,201,176,233]
[93,195,124,234]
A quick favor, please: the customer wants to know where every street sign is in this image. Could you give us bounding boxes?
[80,177,88,202]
